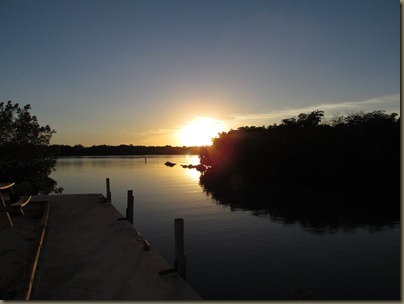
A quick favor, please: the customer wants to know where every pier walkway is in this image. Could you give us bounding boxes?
[29,194,201,300]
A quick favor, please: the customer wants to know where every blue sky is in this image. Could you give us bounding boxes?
[0,0,399,146]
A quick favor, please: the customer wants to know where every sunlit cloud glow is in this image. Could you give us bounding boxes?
[133,94,399,146]
[179,117,226,146]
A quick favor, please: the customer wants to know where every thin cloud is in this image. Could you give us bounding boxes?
[136,127,181,146]
[313,94,400,113]
[143,128,176,135]
[227,94,400,129]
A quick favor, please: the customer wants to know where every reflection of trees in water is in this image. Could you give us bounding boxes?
[199,110,400,233]
[252,208,399,234]
[201,181,399,234]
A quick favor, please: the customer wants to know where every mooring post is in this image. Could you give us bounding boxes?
[174,218,186,280]
[126,190,134,225]
[106,178,111,202]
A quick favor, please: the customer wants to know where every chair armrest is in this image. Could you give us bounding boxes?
[8,196,32,209]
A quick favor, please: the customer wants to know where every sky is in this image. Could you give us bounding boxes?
[0,0,400,146]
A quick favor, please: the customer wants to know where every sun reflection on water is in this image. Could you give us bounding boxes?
[181,155,202,181]
[184,166,201,181]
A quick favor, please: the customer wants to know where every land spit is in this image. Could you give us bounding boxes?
[23,194,201,300]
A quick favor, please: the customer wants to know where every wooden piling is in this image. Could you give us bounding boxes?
[106,178,111,202]
[174,218,186,280]
[126,190,134,225]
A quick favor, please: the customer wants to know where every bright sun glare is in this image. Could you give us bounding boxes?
[179,117,225,146]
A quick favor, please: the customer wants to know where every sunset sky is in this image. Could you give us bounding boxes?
[0,0,399,146]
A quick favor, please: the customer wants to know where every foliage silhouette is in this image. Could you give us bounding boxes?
[199,110,399,230]
[0,101,62,194]
[51,144,202,156]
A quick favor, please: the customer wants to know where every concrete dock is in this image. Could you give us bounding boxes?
[29,194,202,300]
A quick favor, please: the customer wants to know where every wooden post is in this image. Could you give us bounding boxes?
[127,190,134,225]
[106,178,111,202]
[174,218,186,280]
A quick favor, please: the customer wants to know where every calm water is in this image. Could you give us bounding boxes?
[51,155,400,300]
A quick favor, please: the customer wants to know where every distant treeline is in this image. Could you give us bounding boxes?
[199,110,400,217]
[51,144,202,156]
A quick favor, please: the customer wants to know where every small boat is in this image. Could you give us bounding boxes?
[165,161,176,167]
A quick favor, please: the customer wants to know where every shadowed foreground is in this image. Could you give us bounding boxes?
[0,200,46,299]
[27,194,201,300]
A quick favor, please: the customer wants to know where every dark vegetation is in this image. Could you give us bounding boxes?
[199,110,400,230]
[0,101,62,194]
[51,144,202,156]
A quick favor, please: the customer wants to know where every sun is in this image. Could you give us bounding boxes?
[179,117,225,146]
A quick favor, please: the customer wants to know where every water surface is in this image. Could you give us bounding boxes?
[51,155,400,300]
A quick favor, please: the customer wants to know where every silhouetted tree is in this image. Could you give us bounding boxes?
[0,101,63,194]
[199,109,399,214]
[280,109,324,128]
[51,144,202,156]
